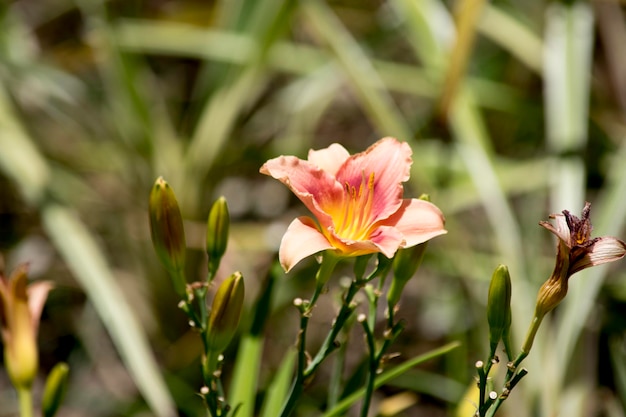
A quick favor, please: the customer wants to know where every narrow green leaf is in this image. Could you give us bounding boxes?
[259,348,296,417]
[228,336,264,417]
[321,341,460,417]
[42,205,176,417]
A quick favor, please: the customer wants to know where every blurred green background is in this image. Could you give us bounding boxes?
[1,0,626,416]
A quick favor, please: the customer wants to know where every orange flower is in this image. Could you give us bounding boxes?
[260,138,446,271]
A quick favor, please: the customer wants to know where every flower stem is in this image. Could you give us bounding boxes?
[17,387,33,417]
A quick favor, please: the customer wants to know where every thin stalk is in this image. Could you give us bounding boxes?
[17,387,33,417]
[360,319,378,417]
[327,330,349,408]
[277,314,309,417]
[305,280,361,377]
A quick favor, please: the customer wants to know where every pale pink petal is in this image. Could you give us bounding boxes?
[308,143,351,176]
[383,199,447,247]
[336,138,412,223]
[27,281,53,333]
[279,217,334,272]
[570,237,626,275]
[367,225,406,258]
[260,156,344,228]
[540,214,571,246]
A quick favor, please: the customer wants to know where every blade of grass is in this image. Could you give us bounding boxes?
[42,204,176,417]
[438,0,487,120]
[114,19,522,112]
[300,0,413,141]
[259,349,297,417]
[0,84,49,205]
[321,341,460,417]
[477,4,543,73]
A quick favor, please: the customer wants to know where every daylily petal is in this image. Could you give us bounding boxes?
[27,282,53,333]
[385,199,447,247]
[260,156,343,228]
[368,225,406,258]
[308,143,350,176]
[539,214,571,246]
[279,217,334,272]
[335,137,412,223]
[569,237,626,275]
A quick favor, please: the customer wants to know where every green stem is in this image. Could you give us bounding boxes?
[305,280,361,377]
[485,313,544,417]
[17,387,33,417]
[520,314,544,356]
[279,253,340,417]
[360,319,378,417]
[277,314,309,417]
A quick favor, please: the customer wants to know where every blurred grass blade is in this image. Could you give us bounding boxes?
[0,84,49,205]
[228,335,263,417]
[477,4,543,73]
[185,67,265,181]
[321,341,460,417]
[259,348,296,417]
[114,20,521,112]
[544,1,593,212]
[301,0,412,141]
[438,0,486,119]
[42,205,176,417]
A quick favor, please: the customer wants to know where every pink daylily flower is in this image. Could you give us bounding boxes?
[260,137,447,272]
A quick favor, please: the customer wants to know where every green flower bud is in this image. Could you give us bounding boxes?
[42,362,69,417]
[387,242,428,308]
[206,196,230,277]
[487,265,512,357]
[149,177,187,297]
[206,272,245,355]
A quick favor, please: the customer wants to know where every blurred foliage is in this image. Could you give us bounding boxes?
[1,0,626,416]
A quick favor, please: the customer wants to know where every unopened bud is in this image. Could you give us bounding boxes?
[42,362,69,417]
[149,177,187,297]
[487,265,512,356]
[387,243,427,308]
[206,272,245,354]
[206,197,230,278]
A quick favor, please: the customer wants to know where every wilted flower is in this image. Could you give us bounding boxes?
[260,138,447,272]
[0,264,52,389]
[536,202,626,317]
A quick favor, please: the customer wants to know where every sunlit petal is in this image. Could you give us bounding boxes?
[386,199,447,247]
[308,143,350,175]
[279,217,334,272]
[260,156,342,228]
[336,138,412,222]
[539,213,571,246]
